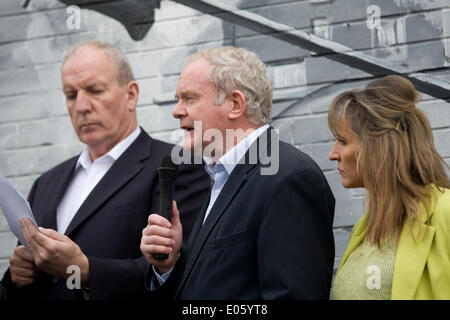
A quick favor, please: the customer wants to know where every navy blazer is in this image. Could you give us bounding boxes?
[151,128,335,299]
[2,129,210,300]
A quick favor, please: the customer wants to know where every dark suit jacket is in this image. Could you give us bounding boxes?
[151,128,335,299]
[1,129,210,300]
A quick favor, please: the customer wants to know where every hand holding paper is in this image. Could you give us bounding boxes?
[0,174,38,249]
[9,244,39,287]
[20,218,90,285]
[0,174,89,286]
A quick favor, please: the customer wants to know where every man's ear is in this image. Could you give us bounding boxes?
[126,81,139,111]
[228,90,246,120]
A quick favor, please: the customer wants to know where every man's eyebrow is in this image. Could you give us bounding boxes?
[85,84,106,90]
[176,90,199,98]
[85,80,107,87]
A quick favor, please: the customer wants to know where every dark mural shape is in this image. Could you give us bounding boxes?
[59,0,161,41]
[22,0,161,40]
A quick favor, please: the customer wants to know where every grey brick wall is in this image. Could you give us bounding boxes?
[0,0,449,283]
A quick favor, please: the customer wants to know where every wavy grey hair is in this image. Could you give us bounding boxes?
[62,40,135,87]
[186,46,272,125]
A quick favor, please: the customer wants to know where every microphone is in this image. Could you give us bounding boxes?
[153,155,178,260]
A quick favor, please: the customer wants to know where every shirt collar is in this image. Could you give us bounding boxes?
[76,126,141,170]
[205,124,269,177]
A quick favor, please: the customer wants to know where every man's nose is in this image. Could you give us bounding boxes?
[74,91,92,113]
[172,101,187,119]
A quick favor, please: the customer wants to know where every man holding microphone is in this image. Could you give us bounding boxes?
[141,46,335,299]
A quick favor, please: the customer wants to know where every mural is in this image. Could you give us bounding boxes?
[20,0,449,102]
[2,0,448,279]
[23,0,161,40]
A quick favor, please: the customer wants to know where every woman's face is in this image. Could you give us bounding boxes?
[328,123,364,189]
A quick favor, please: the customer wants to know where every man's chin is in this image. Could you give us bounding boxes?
[78,132,102,147]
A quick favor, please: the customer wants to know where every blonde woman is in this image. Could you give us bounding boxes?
[329,75,450,300]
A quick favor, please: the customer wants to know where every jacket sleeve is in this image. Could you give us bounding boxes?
[88,163,209,300]
[257,168,335,299]
[87,256,151,300]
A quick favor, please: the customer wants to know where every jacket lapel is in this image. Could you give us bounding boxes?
[64,130,153,236]
[391,201,436,300]
[340,195,437,299]
[338,187,437,300]
[337,213,369,273]
[184,187,212,252]
[38,157,78,230]
[176,163,251,297]
[176,127,277,297]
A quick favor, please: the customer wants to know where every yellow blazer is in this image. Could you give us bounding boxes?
[337,186,450,300]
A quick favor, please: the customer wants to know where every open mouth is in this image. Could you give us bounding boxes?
[181,126,194,132]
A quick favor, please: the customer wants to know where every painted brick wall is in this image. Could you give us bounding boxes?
[0,0,449,284]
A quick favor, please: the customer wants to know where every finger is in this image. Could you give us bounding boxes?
[14,245,35,263]
[38,227,66,242]
[21,219,51,249]
[140,244,172,255]
[141,235,175,247]
[11,259,35,271]
[142,224,174,237]
[20,219,49,259]
[171,201,182,229]
[10,265,37,278]
[19,219,35,251]
[147,214,171,228]
[10,254,35,269]
[21,218,38,231]
[11,275,35,287]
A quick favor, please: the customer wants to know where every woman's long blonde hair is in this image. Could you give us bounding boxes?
[328,75,450,247]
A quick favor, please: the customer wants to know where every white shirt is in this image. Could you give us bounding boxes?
[56,127,141,234]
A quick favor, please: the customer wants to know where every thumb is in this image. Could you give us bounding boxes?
[171,200,182,230]
[38,227,67,242]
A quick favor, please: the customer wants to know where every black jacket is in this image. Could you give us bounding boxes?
[2,129,210,300]
[150,128,335,299]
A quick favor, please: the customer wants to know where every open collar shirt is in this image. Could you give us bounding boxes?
[56,126,141,234]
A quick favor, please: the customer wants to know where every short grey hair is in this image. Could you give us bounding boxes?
[62,40,135,87]
[186,46,272,125]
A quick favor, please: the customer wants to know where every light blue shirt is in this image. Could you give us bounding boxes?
[152,124,270,287]
[203,124,270,224]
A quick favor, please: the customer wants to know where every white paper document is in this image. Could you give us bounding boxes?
[0,174,38,249]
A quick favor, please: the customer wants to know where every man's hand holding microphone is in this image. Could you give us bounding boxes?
[140,155,182,275]
[140,201,182,275]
